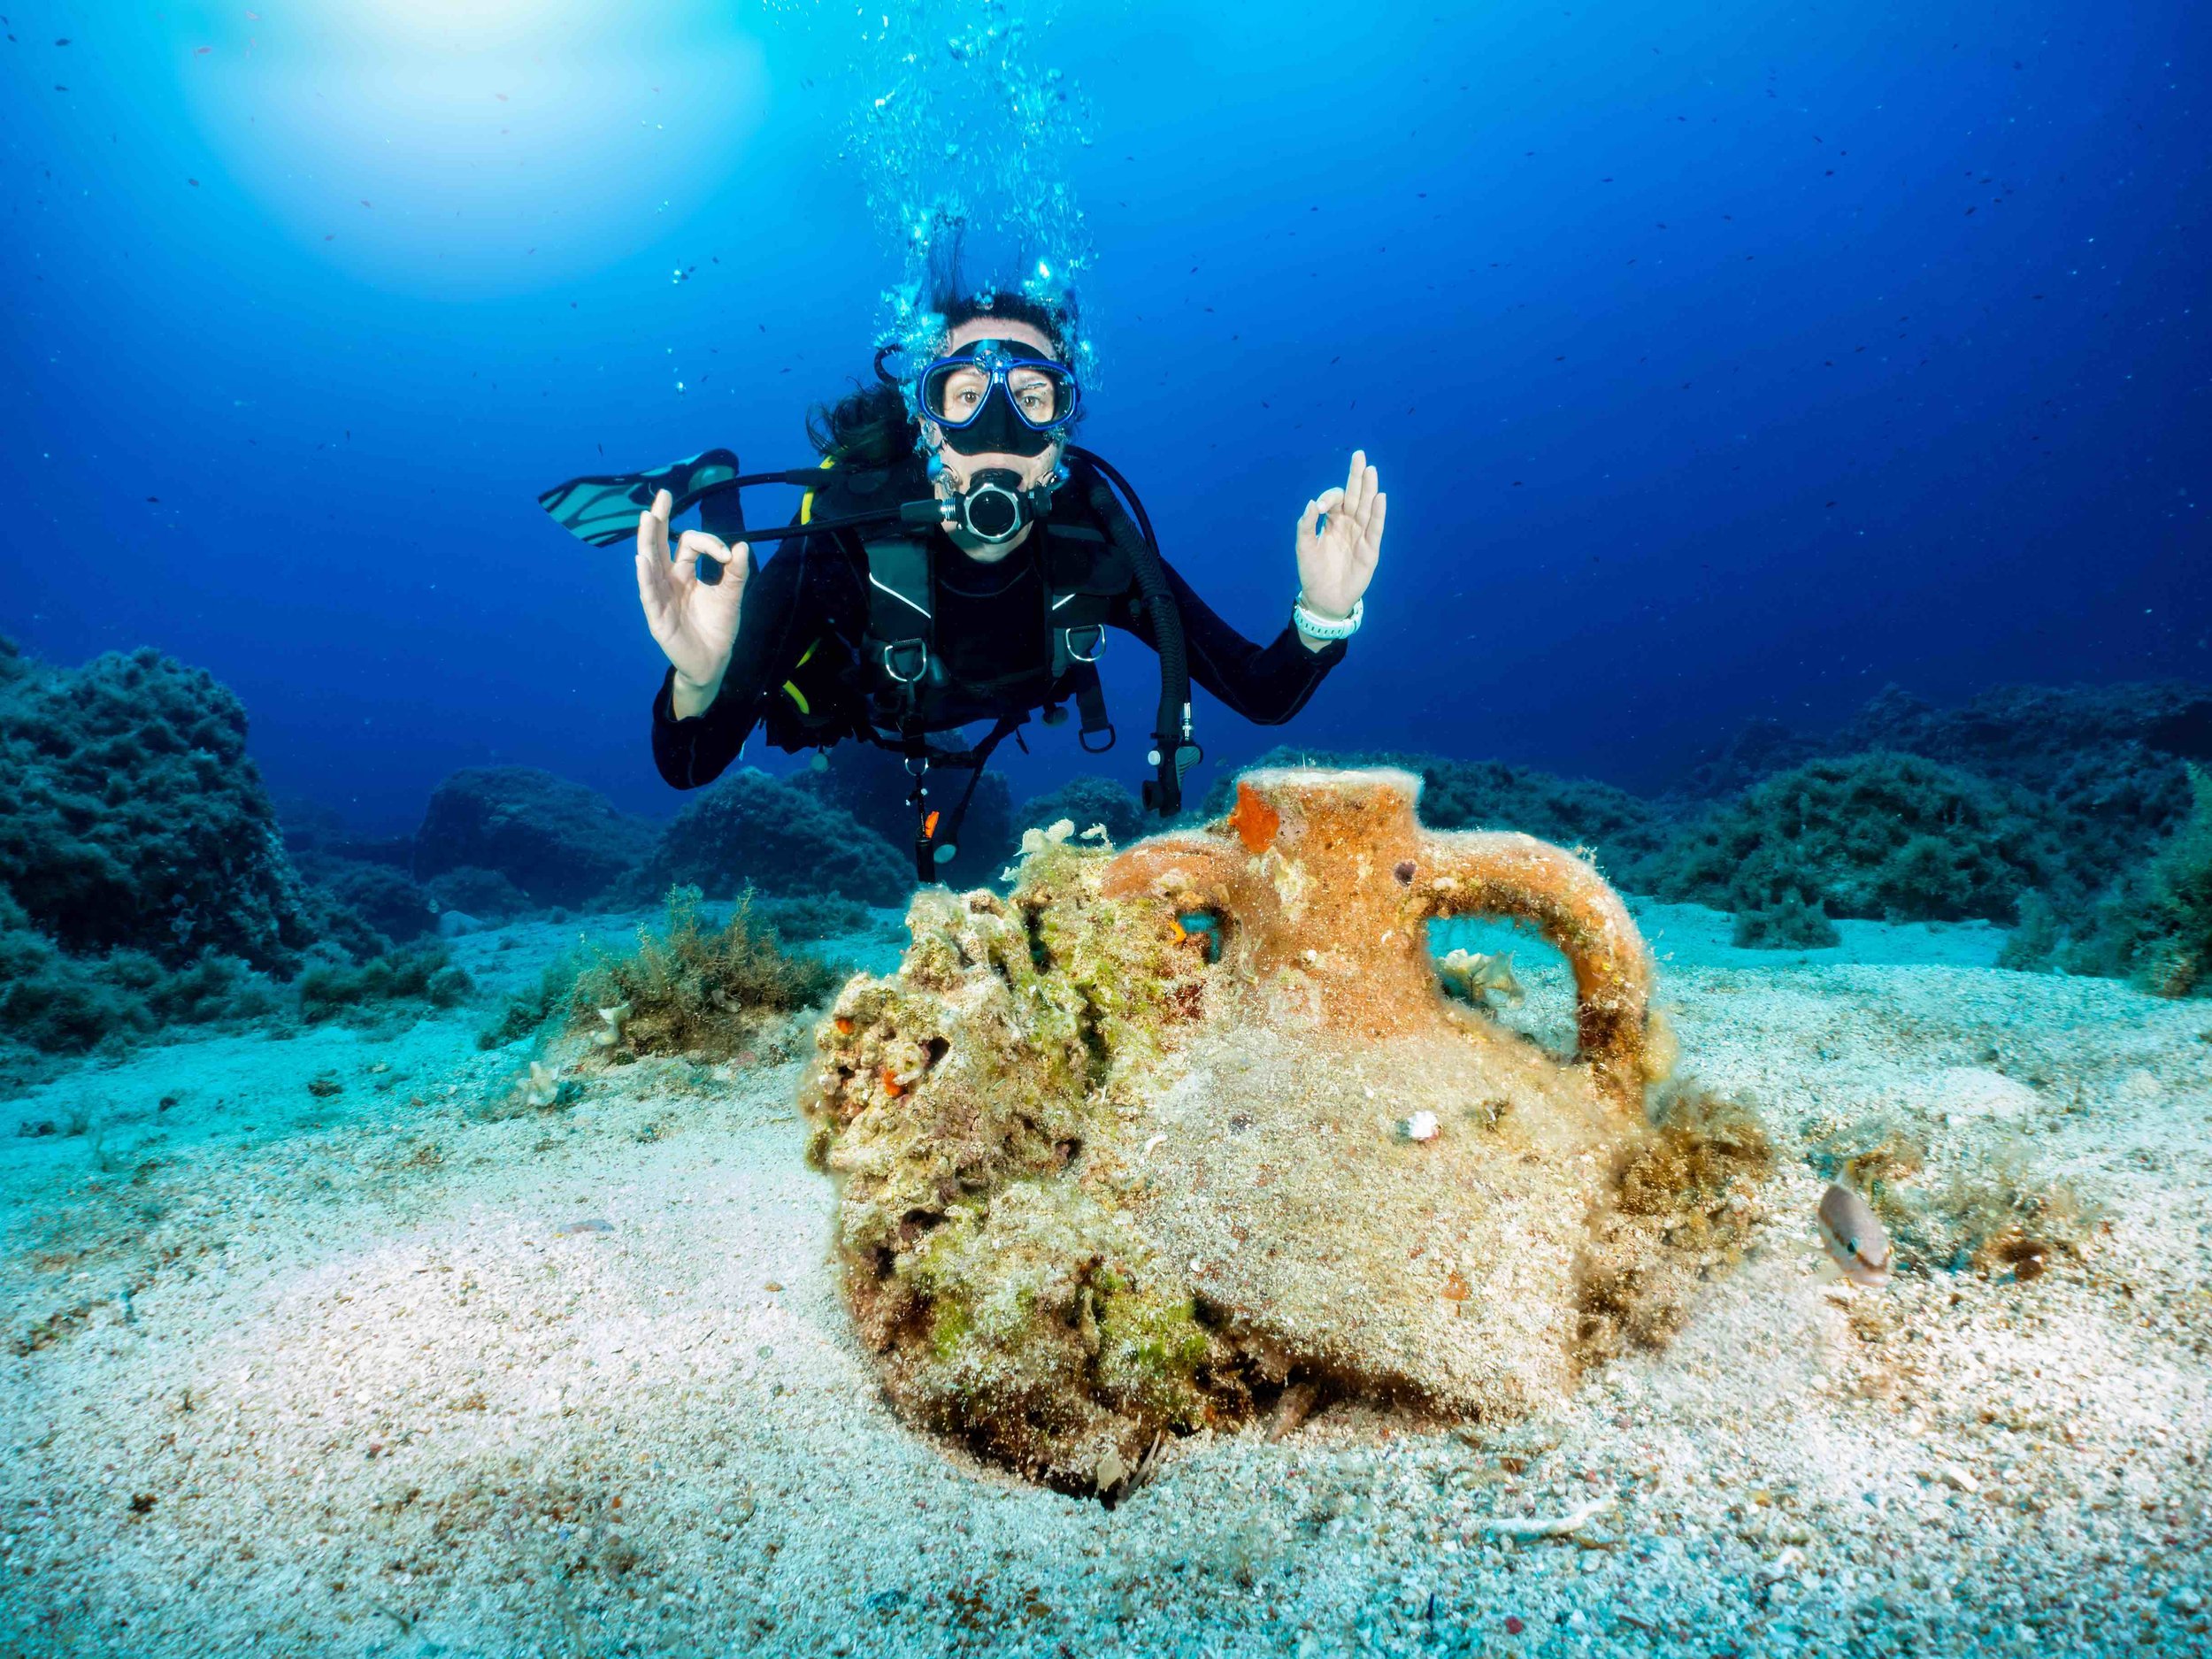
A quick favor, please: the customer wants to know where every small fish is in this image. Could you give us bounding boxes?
[1816,1183,1893,1288]
[553,1217,613,1236]
[1438,948,1525,1009]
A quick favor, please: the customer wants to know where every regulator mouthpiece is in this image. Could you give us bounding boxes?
[956,468,1031,541]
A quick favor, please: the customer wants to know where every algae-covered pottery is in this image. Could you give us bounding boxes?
[803,768,1722,1494]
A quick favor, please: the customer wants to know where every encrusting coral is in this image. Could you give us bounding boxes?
[803,768,1744,1497]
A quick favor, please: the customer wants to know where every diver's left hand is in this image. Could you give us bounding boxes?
[1294,449,1386,641]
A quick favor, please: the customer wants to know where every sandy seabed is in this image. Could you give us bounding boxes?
[3,902,2208,1659]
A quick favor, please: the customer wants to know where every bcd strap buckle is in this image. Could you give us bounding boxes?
[882,639,928,684]
[1060,624,1106,664]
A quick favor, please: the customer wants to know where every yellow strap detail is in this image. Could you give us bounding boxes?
[780,635,824,713]
[798,455,834,526]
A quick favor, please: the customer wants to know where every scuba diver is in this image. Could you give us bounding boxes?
[539,287,1386,880]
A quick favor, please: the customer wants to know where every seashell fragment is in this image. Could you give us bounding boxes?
[515,1061,563,1110]
[1438,949,1525,1010]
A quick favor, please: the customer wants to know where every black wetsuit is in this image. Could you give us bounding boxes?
[651,520,1346,792]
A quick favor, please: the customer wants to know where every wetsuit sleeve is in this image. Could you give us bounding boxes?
[649,537,816,789]
[1113,555,1348,726]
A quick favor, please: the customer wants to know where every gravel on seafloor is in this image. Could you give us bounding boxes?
[0,902,2207,1658]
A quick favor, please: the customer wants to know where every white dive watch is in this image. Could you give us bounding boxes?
[1292,594,1363,641]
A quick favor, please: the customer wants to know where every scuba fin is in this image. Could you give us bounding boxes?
[538,447,757,547]
[538,448,941,565]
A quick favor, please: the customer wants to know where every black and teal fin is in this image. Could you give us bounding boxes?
[537,448,746,547]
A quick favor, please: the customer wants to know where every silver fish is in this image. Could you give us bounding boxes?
[1816,1183,1893,1288]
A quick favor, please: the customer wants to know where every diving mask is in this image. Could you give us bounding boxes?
[917,337,1079,457]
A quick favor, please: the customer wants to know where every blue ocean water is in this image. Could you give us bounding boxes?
[4,0,2204,833]
[9,11,2212,1655]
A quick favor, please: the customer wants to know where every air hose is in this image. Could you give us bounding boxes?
[1070,446,1197,815]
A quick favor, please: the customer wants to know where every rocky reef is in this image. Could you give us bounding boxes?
[628,767,913,908]
[1684,681,2211,894]
[0,636,311,970]
[414,765,657,910]
[803,768,1759,1496]
[1643,751,2067,945]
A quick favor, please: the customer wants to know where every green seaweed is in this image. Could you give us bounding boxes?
[1648,751,2064,933]
[297,946,473,1023]
[569,886,834,1058]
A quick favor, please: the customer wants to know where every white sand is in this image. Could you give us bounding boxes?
[4,902,2208,1657]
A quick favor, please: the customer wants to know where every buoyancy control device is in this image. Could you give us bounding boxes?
[538,445,1203,881]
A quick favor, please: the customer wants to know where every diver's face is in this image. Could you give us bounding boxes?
[926,317,1065,493]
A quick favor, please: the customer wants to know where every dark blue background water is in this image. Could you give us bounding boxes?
[3,0,2206,835]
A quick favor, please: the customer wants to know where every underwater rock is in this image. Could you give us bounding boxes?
[803,767,1718,1494]
[414,766,657,909]
[1646,751,2064,930]
[0,636,312,970]
[628,767,912,908]
[296,852,438,948]
[423,864,535,920]
[1688,680,2212,901]
[2041,764,2212,995]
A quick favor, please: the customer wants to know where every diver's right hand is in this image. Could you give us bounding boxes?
[635,487,748,718]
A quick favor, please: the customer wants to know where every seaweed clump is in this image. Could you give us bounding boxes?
[0,890,280,1077]
[1578,1083,1774,1360]
[1647,751,2064,943]
[568,887,834,1060]
[803,839,1227,1494]
[2009,765,2212,995]
[297,945,474,1024]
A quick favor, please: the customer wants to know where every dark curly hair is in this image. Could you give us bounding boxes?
[805,288,1082,466]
